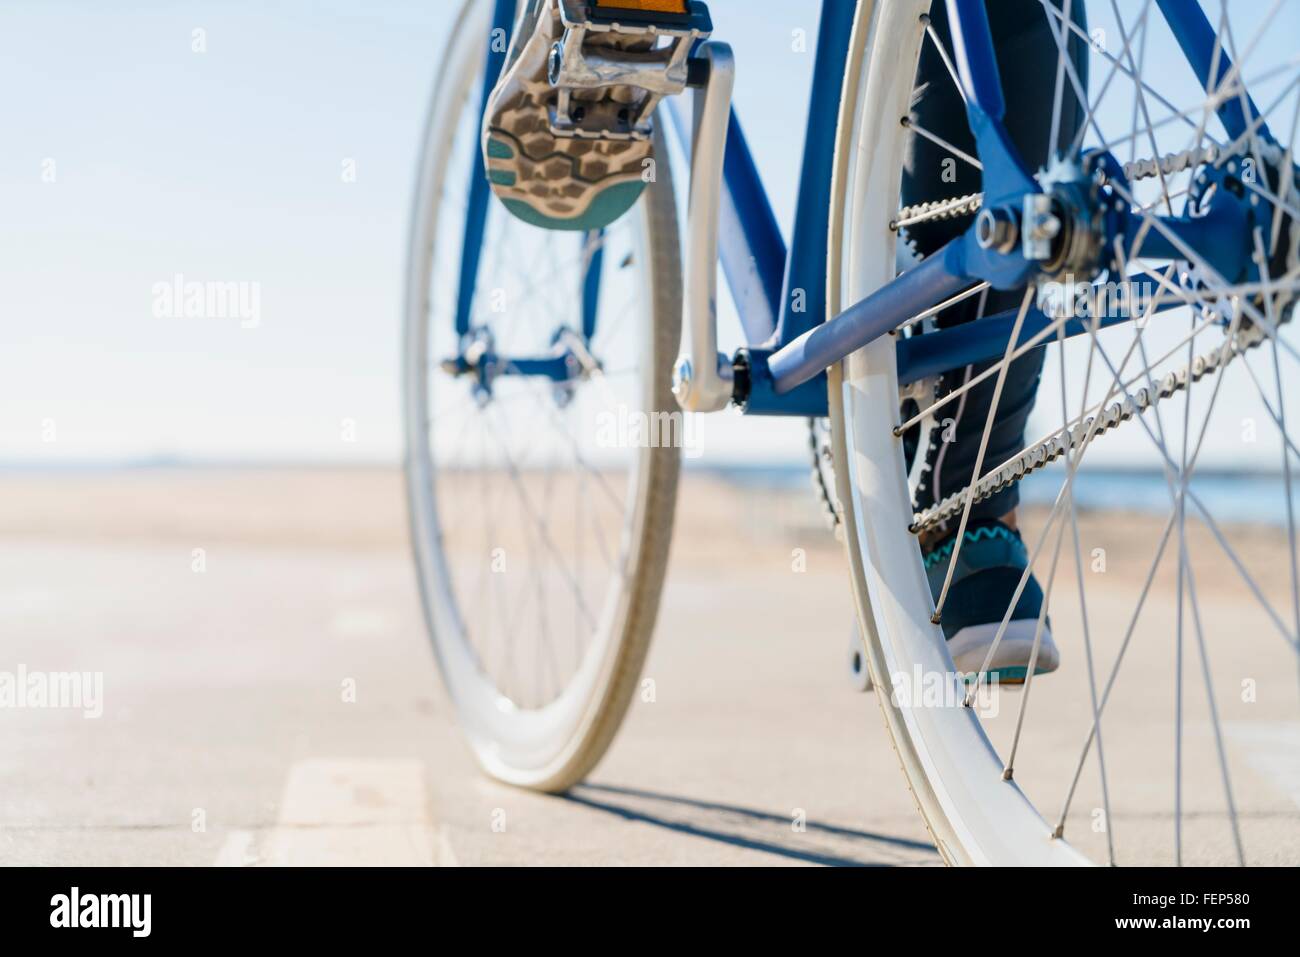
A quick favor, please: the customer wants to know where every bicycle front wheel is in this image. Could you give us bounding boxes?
[403,0,683,791]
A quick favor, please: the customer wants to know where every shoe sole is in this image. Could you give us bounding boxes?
[860,619,1058,691]
[482,1,649,231]
[948,619,1060,685]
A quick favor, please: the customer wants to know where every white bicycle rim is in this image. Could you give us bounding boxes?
[403,0,681,790]
[829,0,1093,865]
[831,0,1300,867]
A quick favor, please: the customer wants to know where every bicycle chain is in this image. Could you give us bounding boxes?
[1122,143,1219,183]
[910,318,1269,533]
[807,417,843,535]
[888,144,1235,231]
[811,140,1263,533]
[891,192,984,231]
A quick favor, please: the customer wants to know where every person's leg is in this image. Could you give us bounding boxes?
[902,0,1088,541]
[899,0,1089,678]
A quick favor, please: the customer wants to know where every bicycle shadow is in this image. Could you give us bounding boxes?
[562,783,938,867]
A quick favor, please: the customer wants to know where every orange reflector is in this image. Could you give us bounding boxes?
[595,0,689,13]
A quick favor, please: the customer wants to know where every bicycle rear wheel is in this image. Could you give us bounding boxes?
[832,0,1300,864]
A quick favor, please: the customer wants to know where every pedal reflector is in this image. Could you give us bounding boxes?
[594,0,689,13]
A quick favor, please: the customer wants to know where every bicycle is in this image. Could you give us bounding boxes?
[404,0,1300,865]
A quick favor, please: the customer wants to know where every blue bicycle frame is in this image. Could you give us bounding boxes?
[460,0,1279,418]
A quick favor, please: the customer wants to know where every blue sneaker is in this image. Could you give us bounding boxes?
[923,520,1060,683]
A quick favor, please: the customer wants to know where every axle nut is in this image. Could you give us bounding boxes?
[976,206,1019,253]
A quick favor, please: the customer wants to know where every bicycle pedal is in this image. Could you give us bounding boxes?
[548,0,713,141]
[483,0,712,230]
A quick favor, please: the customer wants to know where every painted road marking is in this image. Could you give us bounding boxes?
[213,829,259,867]
[214,759,456,866]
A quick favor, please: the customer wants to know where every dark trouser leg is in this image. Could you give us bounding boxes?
[901,0,1088,533]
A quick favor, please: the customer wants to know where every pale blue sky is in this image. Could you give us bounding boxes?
[1,1,1295,467]
[0,0,830,465]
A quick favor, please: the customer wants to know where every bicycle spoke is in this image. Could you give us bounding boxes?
[901,116,982,171]
[1056,306,1116,862]
[1047,0,1077,161]
[924,19,966,105]
[1181,547,1247,865]
[1004,511,1068,779]
[932,289,1035,618]
[849,0,1300,866]
[1055,511,1177,844]
[1109,0,1180,212]
[1068,0,1153,158]
[483,401,599,635]
[1257,228,1300,701]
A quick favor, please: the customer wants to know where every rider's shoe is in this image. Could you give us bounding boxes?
[924,519,1059,684]
[481,0,655,231]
